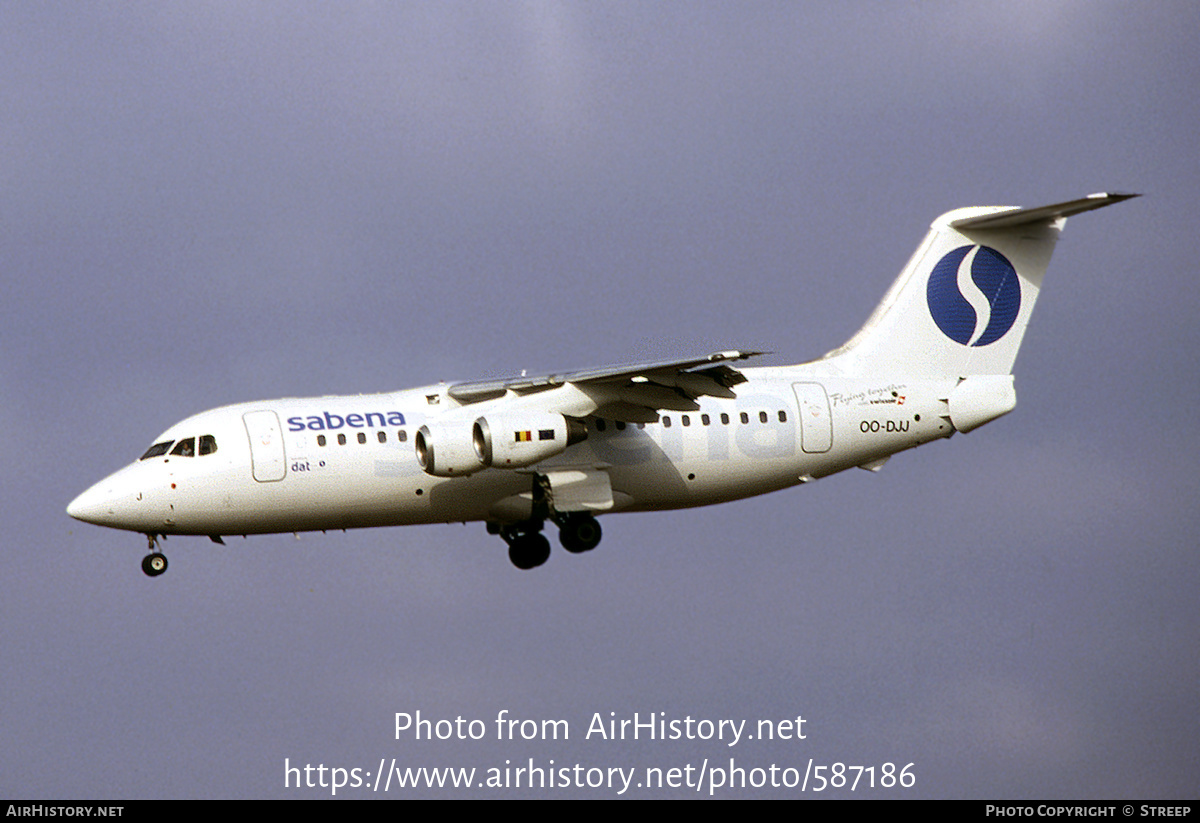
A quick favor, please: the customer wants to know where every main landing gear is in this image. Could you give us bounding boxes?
[498,524,552,570]
[488,512,603,570]
[556,512,602,554]
[141,534,168,577]
[487,472,605,569]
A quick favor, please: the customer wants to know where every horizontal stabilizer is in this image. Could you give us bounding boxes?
[950,192,1140,230]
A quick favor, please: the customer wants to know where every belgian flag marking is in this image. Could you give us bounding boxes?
[514,431,532,442]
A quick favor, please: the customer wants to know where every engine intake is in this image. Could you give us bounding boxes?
[414,423,487,477]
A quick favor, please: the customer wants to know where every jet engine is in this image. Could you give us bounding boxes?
[472,412,587,470]
[415,413,587,477]
[414,422,487,477]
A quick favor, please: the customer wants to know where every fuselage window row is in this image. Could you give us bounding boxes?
[302,412,790,451]
[597,410,788,431]
[315,429,408,448]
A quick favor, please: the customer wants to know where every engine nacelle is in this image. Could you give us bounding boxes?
[473,413,587,470]
[414,422,487,477]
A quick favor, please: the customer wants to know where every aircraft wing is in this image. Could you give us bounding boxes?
[446,349,765,421]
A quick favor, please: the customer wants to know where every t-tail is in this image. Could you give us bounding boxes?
[825,192,1138,379]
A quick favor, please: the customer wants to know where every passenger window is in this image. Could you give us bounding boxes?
[740,412,749,424]
[198,435,218,456]
[615,421,626,431]
[596,419,607,432]
[759,411,768,424]
[317,435,327,447]
[140,441,173,460]
[720,413,729,425]
[398,430,408,442]
[337,433,347,446]
[682,415,690,427]
[357,432,367,444]
[663,416,672,428]
[701,414,710,426]
[377,431,387,443]
[778,410,787,423]
[170,438,196,457]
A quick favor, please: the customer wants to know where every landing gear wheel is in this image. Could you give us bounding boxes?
[142,552,168,577]
[508,533,551,570]
[559,514,602,553]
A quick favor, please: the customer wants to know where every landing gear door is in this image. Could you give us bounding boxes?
[792,383,832,454]
[545,467,614,513]
[243,410,287,482]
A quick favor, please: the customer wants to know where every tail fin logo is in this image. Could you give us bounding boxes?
[926,245,1021,346]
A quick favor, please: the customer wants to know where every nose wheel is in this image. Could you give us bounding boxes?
[141,534,168,577]
[141,552,168,577]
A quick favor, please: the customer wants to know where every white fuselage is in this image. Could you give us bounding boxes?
[67,365,959,538]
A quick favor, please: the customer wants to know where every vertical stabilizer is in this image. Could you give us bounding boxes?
[824,193,1137,379]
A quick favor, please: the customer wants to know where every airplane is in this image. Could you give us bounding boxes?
[68,192,1137,575]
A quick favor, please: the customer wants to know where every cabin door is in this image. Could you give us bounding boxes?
[792,383,832,454]
[243,410,287,482]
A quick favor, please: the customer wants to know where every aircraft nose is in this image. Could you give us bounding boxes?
[67,482,119,525]
[67,468,145,529]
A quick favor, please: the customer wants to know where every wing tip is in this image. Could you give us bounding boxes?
[712,349,768,362]
[1088,191,1141,201]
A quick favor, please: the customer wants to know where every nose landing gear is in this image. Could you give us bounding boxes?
[141,534,168,577]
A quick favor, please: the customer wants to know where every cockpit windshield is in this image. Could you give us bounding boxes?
[139,435,218,460]
[140,441,173,460]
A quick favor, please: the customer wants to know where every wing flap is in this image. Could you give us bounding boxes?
[617,384,701,412]
[591,402,662,424]
[446,350,764,413]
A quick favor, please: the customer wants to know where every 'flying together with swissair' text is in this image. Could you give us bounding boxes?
[69,193,1137,574]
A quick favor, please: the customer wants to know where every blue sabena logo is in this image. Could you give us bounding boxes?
[926,245,1021,346]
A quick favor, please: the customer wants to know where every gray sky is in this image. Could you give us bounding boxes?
[4,2,1197,798]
